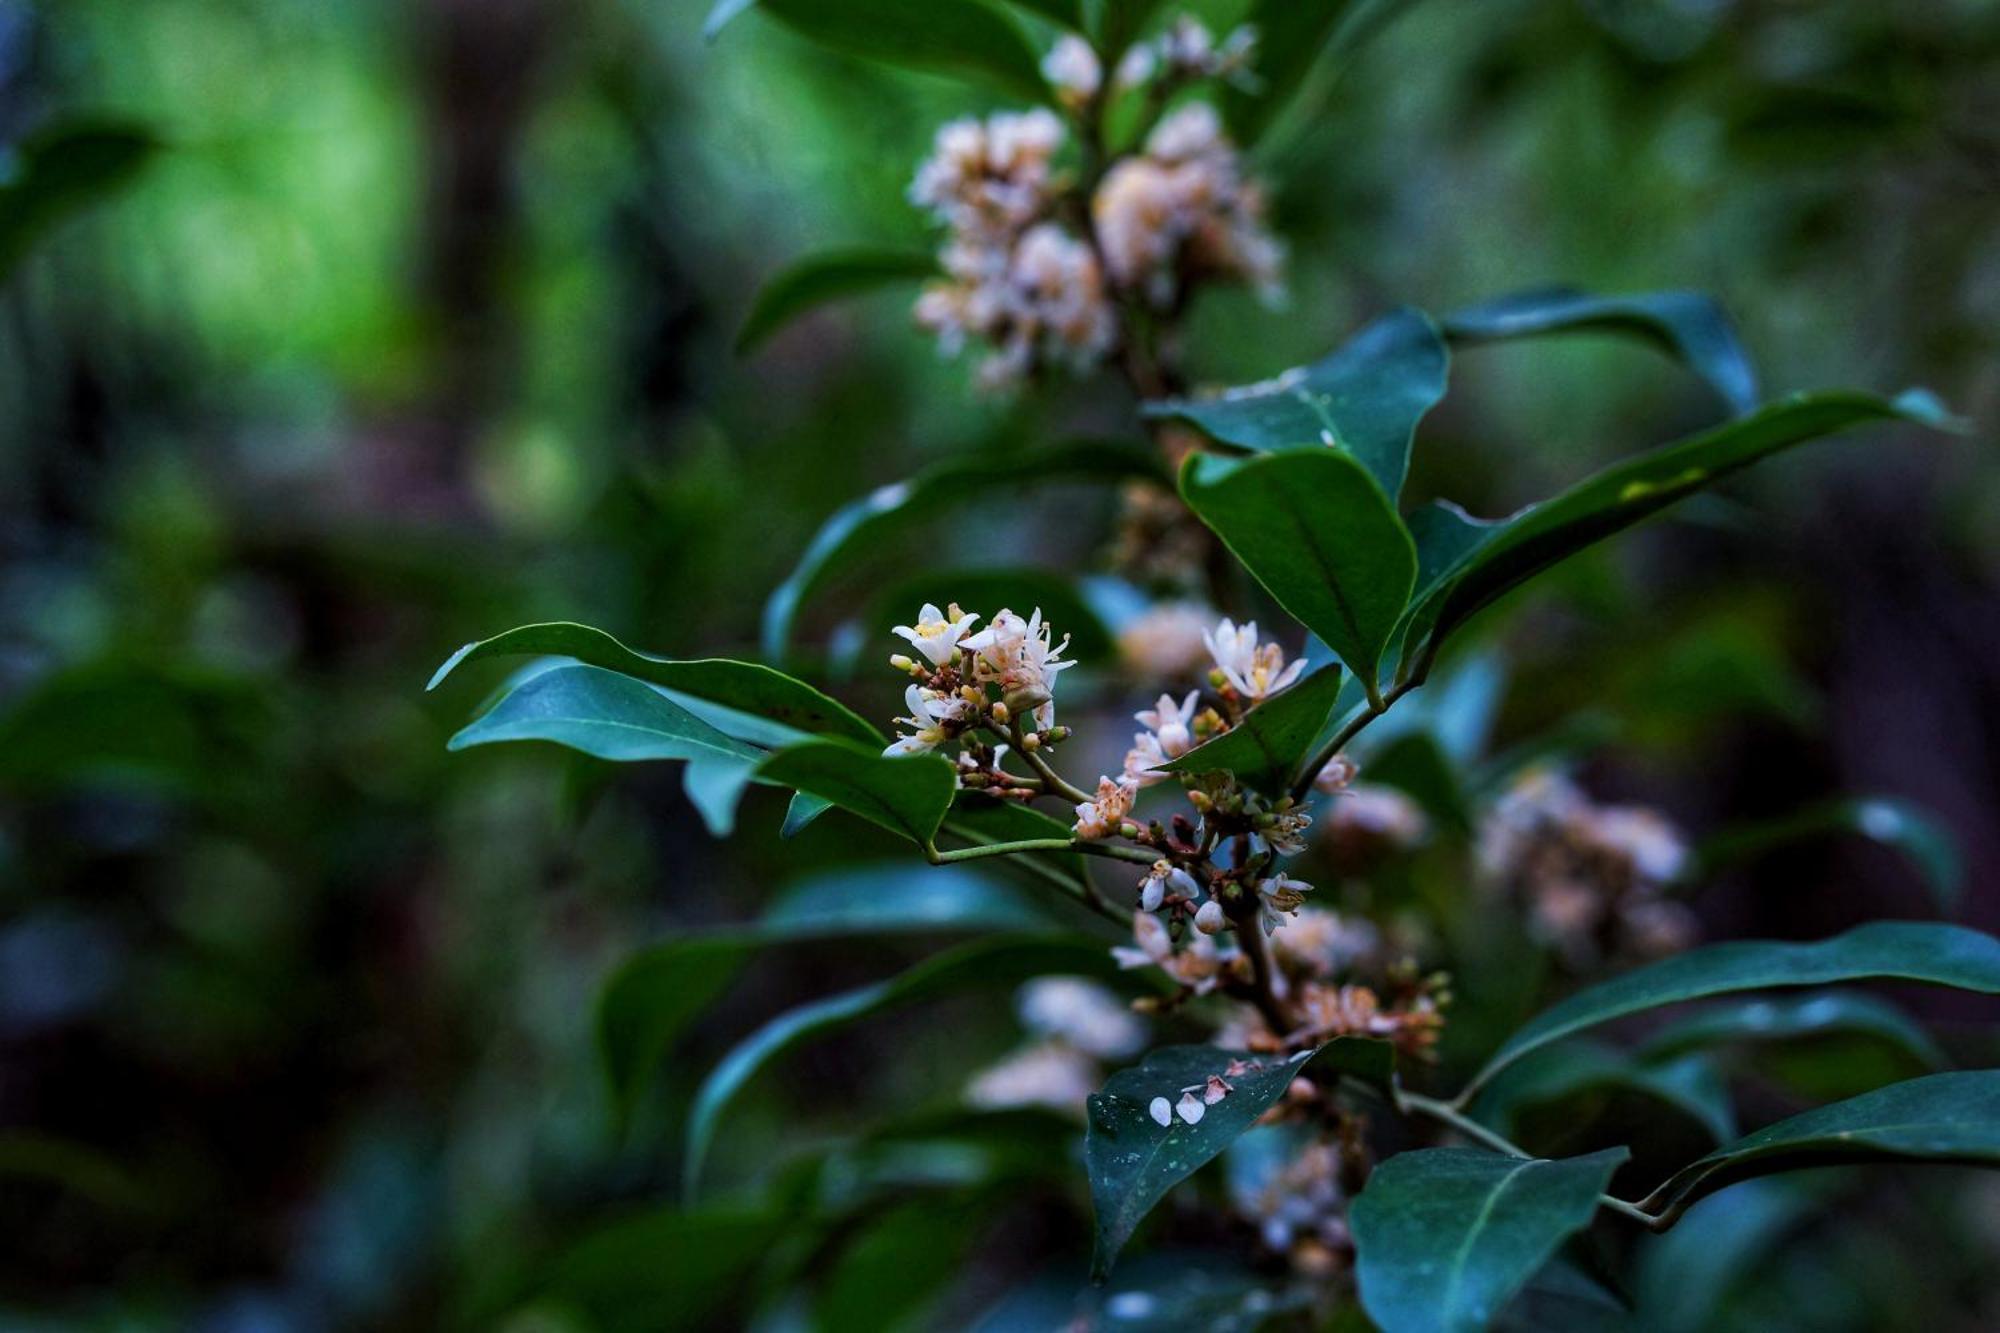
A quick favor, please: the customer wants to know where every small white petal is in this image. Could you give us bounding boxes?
[1139,876,1165,913]
[1194,900,1226,935]
[1149,1096,1173,1127]
[1176,1092,1206,1124]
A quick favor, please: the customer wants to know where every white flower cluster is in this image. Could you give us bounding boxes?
[911,16,1281,389]
[1234,1140,1352,1272]
[1093,102,1284,311]
[884,602,1073,756]
[1477,769,1696,966]
[965,976,1148,1113]
[910,110,1117,390]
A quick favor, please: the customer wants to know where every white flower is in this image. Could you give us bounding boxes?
[1149,1095,1173,1126]
[1589,808,1689,885]
[882,684,970,756]
[1041,34,1100,105]
[1136,690,1200,758]
[963,607,1075,727]
[966,1041,1101,1112]
[1113,908,1173,970]
[1194,899,1226,935]
[1117,601,1215,679]
[1138,861,1198,912]
[1254,873,1313,934]
[1327,785,1428,849]
[1145,101,1226,166]
[891,601,981,667]
[1016,976,1146,1059]
[1313,754,1358,794]
[1113,43,1156,89]
[1202,618,1305,703]
[1074,774,1138,840]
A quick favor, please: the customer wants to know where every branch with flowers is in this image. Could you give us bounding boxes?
[428,2,1995,1329]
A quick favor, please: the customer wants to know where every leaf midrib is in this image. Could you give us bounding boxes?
[1441,1157,1535,1326]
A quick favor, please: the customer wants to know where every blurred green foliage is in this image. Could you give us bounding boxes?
[2,0,1997,1328]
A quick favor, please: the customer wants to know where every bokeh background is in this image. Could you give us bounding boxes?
[2,0,1998,1328]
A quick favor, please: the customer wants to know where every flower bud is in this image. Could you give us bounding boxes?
[1194,899,1226,934]
[1139,875,1165,913]
[990,701,1011,724]
[889,653,915,672]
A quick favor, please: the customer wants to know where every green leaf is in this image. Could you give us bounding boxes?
[706,0,1048,104]
[685,934,1118,1198]
[1223,0,1421,151]
[1180,449,1416,688]
[764,440,1164,661]
[1640,1070,2000,1222]
[1463,921,2000,1101]
[1693,796,1962,913]
[1091,0,1169,60]
[532,1206,783,1333]
[1441,287,1760,416]
[1007,0,1083,27]
[446,664,765,766]
[1086,1039,1393,1278]
[782,790,835,838]
[683,755,759,836]
[1350,1147,1628,1333]
[735,247,938,354]
[597,863,1055,1116]
[942,796,1094,895]
[1636,992,1946,1071]
[1471,1040,1736,1145]
[1405,390,1959,663]
[1157,662,1343,796]
[1147,307,1447,499]
[1632,1180,1820,1333]
[430,621,881,745]
[0,119,160,279]
[755,738,957,845]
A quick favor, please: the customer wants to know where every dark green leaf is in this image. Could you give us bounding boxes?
[1464,921,2000,1101]
[1494,1260,1636,1333]
[1632,1180,1820,1333]
[430,621,881,745]
[1225,0,1421,153]
[735,247,938,354]
[1471,1040,1736,1145]
[1640,1070,2000,1222]
[1091,0,1169,61]
[683,755,759,836]
[942,796,1095,896]
[1007,0,1083,28]
[446,664,765,765]
[1147,307,1447,499]
[782,790,836,838]
[1407,390,1959,663]
[755,738,957,845]
[597,864,1056,1114]
[1441,287,1760,416]
[1158,662,1343,796]
[706,0,1048,103]
[1359,729,1468,828]
[1351,1147,1628,1333]
[1087,1039,1392,1278]
[1693,796,1962,913]
[532,1206,782,1333]
[685,934,1119,1198]
[1180,449,1416,688]
[0,119,160,279]
[764,440,1164,661]
[1636,992,1945,1071]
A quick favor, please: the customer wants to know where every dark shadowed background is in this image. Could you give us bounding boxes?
[2,0,1997,1328]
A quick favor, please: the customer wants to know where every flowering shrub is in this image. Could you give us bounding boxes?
[428,3,1993,1329]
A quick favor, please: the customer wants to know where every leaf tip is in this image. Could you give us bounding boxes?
[426,641,479,691]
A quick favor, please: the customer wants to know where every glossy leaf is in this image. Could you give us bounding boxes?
[1157,663,1342,796]
[1636,991,1945,1071]
[1471,1040,1736,1145]
[446,664,765,765]
[1222,0,1361,144]
[1147,307,1448,499]
[1181,448,1416,688]
[1351,1146,1628,1333]
[756,738,956,845]
[764,440,1163,661]
[1007,0,1083,27]
[705,0,1048,104]
[596,864,1055,1114]
[1086,1039,1393,1278]
[1640,1070,2000,1221]
[685,934,1118,1197]
[683,755,758,836]
[533,1206,782,1333]
[1441,287,1760,416]
[1693,796,1962,912]
[430,621,881,745]
[1464,921,2000,1100]
[735,247,937,354]
[781,790,835,838]
[0,119,160,279]
[1406,390,1958,663]
[1631,1180,1820,1333]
